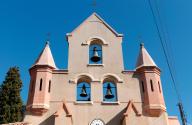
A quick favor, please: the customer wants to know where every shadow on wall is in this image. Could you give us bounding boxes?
[39,115,55,125]
[133,73,145,116]
[106,108,127,125]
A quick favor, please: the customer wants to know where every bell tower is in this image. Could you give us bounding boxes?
[26,42,57,115]
[136,43,166,117]
[66,12,124,74]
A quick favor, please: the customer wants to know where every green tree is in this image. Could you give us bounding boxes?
[0,67,23,124]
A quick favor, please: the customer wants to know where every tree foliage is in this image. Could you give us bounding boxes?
[0,67,23,124]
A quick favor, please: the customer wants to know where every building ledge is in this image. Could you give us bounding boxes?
[122,70,135,74]
[87,64,104,67]
[168,116,179,119]
[74,101,93,105]
[53,69,68,74]
[101,101,120,105]
[144,104,166,111]
[168,116,180,125]
[27,103,49,109]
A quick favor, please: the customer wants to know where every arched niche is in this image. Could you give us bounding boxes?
[102,77,118,102]
[82,37,108,45]
[101,73,123,83]
[76,75,93,101]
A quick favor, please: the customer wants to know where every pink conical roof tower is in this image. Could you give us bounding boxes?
[136,43,157,69]
[32,41,57,69]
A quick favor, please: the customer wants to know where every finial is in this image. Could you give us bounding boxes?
[137,35,144,48]
[46,32,51,41]
[92,0,97,7]
[140,43,144,48]
[91,0,97,11]
[45,33,51,46]
[46,41,50,45]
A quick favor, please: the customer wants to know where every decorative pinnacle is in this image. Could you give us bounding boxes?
[46,41,50,45]
[46,32,51,41]
[45,32,51,46]
[140,43,144,48]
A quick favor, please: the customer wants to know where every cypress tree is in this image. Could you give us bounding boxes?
[0,67,23,124]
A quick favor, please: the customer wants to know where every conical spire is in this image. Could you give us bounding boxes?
[136,43,157,69]
[32,41,57,69]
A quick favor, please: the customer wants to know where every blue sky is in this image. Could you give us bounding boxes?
[0,0,192,123]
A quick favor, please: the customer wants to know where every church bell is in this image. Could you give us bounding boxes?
[91,47,101,62]
[105,83,114,99]
[80,84,88,97]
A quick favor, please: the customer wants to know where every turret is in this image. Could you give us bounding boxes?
[136,43,166,117]
[26,42,57,115]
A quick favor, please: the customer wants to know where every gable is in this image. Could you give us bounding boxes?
[124,100,141,117]
[66,12,123,41]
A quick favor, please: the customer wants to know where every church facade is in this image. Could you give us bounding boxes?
[24,13,180,125]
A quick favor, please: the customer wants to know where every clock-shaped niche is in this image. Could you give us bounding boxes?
[89,119,105,125]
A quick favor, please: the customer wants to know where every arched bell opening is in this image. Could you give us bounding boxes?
[89,39,103,64]
[103,78,117,102]
[86,37,107,45]
[76,76,91,101]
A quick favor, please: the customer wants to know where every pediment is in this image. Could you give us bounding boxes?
[66,12,123,41]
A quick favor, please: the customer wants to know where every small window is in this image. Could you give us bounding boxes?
[158,81,161,93]
[48,80,51,93]
[89,44,102,64]
[150,80,154,92]
[39,79,43,91]
[141,81,145,93]
[103,82,117,102]
[77,82,91,101]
